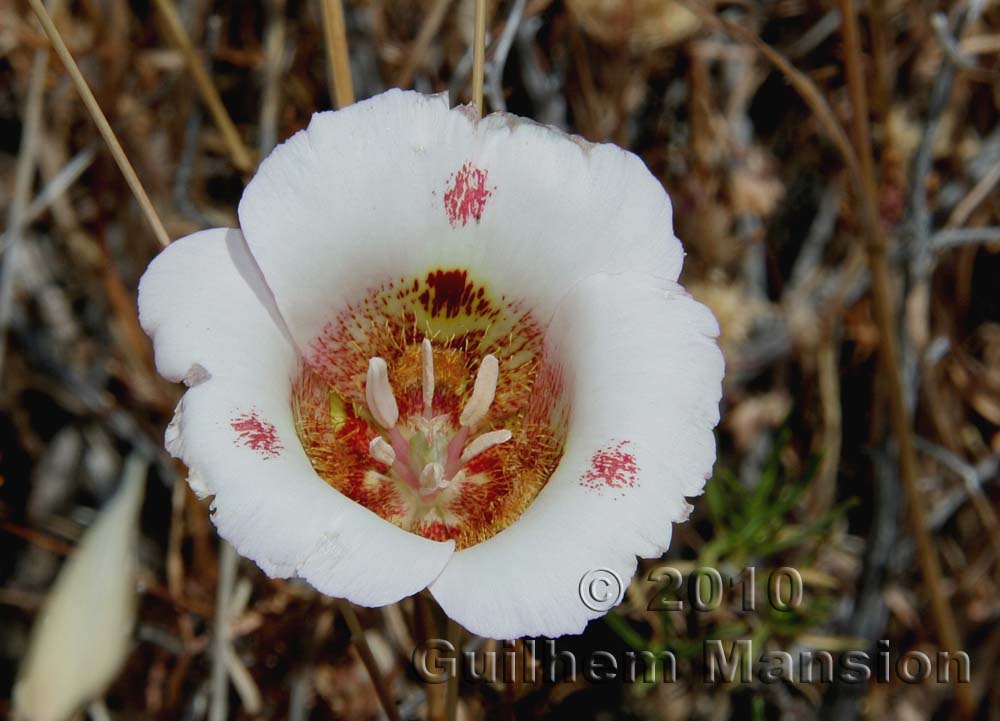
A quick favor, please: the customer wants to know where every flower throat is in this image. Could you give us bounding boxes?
[292,269,568,549]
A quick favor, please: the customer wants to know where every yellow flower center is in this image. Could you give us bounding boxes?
[292,269,568,549]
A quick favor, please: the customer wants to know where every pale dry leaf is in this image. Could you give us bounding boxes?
[13,456,146,721]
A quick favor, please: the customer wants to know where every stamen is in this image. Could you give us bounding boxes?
[365,357,399,429]
[419,462,445,495]
[368,436,396,466]
[461,429,513,463]
[459,354,499,428]
[358,348,513,499]
[389,427,410,462]
[442,426,471,480]
[422,337,434,418]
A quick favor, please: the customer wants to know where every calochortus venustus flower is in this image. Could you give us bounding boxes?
[139,89,723,639]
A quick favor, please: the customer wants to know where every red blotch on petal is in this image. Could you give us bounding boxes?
[231,409,283,459]
[444,163,492,227]
[581,441,638,492]
[421,269,474,319]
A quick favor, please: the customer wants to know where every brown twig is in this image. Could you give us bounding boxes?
[335,599,403,721]
[932,227,1000,251]
[166,466,188,600]
[947,160,1000,228]
[0,0,52,381]
[396,0,454,88]
[836,0,972,715]
[259,0,287,156]
[683,0,971,711]
[150,0,254,172]
[209,541,238,721]
[26,0,171,248]
[22,145,97,231]
[867,0,892,131]
[810,332,843,517]
[445,617,460,721]
[320,0,355,109]
[678,1,858,180]
[471,0,487,114]
[416,592,446,721]
[0,519,74,556]
[484,0,526,112]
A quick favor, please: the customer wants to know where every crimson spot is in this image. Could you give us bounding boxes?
[581,441,638,492]
[444,163,492,227]
[231,409,283,459]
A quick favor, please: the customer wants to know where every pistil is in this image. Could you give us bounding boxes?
[419,462,445,495]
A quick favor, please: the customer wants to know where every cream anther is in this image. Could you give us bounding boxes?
[459,354,499,428]
[365,357,399,429]
[369,436,396,466]
[461,429,513,463]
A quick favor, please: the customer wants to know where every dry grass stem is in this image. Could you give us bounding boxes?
[336,599,403,721]
[151,0,254,172]
[471,0,488,114]
[837,0,972,714]
[0,1,51,380]
[320,0,355,109]
[6,2,999,719]
[26,0,171,248]
[397,0,455,88]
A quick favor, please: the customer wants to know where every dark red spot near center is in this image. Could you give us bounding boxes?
[231,410,283,459]
[419,269,476,319]
[581,441,638,492]
[444,163,492,227]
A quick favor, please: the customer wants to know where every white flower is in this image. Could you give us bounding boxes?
[14,457,145,721]
[138,89,723,639]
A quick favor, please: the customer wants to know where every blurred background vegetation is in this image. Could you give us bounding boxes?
[2,0,1000,719]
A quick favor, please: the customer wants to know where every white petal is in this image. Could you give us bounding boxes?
[237,89,682,357]
[138,228,454,606]
[138,227,295,385]
[472,112,684,316]
[14,457,145,721]
[430,273,723,638]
